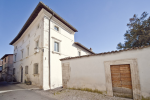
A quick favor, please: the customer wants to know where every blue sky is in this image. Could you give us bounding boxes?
[0,0,150,57]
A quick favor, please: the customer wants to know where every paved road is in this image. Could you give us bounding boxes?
[0,82,56,100]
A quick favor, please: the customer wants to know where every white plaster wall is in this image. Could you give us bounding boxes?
[12,8,92,90]
[13,12,45,87]
[61,47,150,98]
[48,17,92,89]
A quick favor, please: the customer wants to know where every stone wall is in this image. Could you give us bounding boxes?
[61,47,150,100]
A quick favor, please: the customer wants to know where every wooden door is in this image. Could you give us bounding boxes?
[110,64,133,99]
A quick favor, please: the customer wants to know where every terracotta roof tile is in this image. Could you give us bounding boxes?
[60,45,150,61]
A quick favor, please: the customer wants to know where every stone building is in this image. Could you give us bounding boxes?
[10,2,94,90]
[0,54,13,81]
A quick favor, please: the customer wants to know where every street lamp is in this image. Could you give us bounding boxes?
[34,47,44,53]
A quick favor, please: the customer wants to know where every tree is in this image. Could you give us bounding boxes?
[117,12,150,49]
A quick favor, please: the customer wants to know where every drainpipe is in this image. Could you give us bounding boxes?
[49,12,54,89]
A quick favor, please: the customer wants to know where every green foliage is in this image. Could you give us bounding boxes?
[142,96,150,100]
[117,12,150,49]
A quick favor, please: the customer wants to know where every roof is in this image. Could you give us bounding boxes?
[60,45,150,61]
[1,54,13,60]
[10,2,78,45]
[74,42,95,54]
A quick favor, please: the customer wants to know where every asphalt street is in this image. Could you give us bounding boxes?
[0,82,56,100]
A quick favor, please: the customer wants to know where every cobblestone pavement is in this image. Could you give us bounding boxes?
[34,88,133,100]
[15,84,132,100]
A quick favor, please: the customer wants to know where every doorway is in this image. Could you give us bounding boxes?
[110,64,133,99]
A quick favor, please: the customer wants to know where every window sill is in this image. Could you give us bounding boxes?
[20,59,23,61]
[52,51,61,55]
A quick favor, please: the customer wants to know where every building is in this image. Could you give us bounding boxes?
[10,2,94,90]
[60,46,150,100]
[0,60,2,72]
[0,54,13,81]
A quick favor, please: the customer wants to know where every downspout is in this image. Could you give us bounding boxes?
[49,12,54,89]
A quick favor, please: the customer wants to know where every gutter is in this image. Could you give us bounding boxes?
[49,13,54,89]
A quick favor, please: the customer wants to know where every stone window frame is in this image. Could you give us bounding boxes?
[104,59,141,100]
[52,37,62,55]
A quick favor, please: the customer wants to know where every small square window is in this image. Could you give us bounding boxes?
[34,63,38,74]
[54,26,59,31]
[54,42,59,52]
[78,51,81,56]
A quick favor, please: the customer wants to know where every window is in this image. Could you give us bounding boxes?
[27,47,29,56]
[13,68,15,75]
[28,34,30,38]
[22,40,24,44]
[37,24,40,29]
[14,54,17,62]
[21,50,23,58]
[78,51,81,56]
[54,26,59,31]
[54,42,59,52]
[5,58,6,62]
[36,40,39,48]
[34,63,38,74]
[25,66,28,74]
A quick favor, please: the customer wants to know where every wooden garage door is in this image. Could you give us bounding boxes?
[110,64,133,99]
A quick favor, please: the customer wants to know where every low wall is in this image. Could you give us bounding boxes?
[61,47,150,100]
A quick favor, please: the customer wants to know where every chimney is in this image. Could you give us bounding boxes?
[90,48,92,51]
